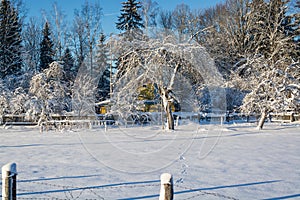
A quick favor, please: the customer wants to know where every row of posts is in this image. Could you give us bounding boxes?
[1,163,173,200]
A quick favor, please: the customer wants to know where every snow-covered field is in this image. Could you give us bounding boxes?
[1,121,300,199]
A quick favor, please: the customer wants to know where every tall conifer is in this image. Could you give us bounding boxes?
[62,48,75,82]
[0,0,22,78]
[96,33,111,100]
[116,0,144,33]
[40,22,54,71]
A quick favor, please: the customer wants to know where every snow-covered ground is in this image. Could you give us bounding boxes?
[1,121,300,199]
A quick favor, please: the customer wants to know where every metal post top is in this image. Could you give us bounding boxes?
[2,163,17,174]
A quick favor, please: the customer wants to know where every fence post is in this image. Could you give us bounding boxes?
[2,163,17,200]
[159,173,173,200]
[175,116,179,127]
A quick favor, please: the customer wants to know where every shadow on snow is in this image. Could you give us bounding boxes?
[118,180,281,200]
[15,179,282,199]
[16,179,160,196]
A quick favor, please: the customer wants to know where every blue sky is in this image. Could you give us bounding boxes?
[26,0,224,34]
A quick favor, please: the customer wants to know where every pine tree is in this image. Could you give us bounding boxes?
[0,0,22,78]
[116,0,144,33]
[39,22,54,71]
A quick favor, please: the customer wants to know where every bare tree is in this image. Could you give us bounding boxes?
[190,3,234,77]
[72,63,99,118]
[172,3,191,42]
[72,1,102,72]
[159,10,173,35]
[140,0,159,35]
[49,2,69,60]
[22,17,42,72]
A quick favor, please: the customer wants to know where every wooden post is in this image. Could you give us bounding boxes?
[2,163,17,200]
[159,173,173,200]
[290,112,295,122]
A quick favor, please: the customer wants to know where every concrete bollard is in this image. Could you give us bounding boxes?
[2,163,17,200]
[159,173,173,200]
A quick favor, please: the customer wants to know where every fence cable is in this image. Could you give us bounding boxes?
[17,180,239,199]
[17,181,159,199]
[175,184,239,200]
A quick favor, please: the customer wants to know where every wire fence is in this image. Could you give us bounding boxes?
[13,179,239,200]
[1,163,239,200]
[17,180,158,200]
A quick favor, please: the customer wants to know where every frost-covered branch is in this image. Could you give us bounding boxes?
[109,33,226,129]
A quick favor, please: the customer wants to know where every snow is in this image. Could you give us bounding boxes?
[1,162,17,175]
[0,122,300,199]
[160,173,172,184]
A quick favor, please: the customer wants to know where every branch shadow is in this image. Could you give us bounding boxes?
[175,180,282,195]
[263,194,300,200]
[18,174,103,183]
[1,143,83,148]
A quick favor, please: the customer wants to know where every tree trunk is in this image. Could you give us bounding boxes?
[257,111,267,130]
[290,112,295,122]
[166,102,174,130]
[161,87,174,130]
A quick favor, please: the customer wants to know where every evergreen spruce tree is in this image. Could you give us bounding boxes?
[62,48,75,82]
[96,33,111,100]
[0,0,22,78]
[292,1,300,59]
[115,0,145,86]
[39,22,54,71]
[116,0,144,35]
[295,0,300,58]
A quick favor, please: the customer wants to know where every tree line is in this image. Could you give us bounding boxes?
[0,0,299,129]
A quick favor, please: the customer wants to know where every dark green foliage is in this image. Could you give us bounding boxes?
[288,0,300,59]
[0,0,22,78]
[116,0,144,32]
[97,68,111,101]
[62,48,76,82]
[96,33,113,101]
[39,22,54,71]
